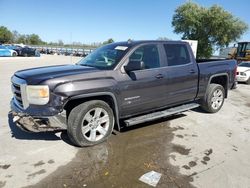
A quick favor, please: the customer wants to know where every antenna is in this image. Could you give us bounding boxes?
[70,32,72,64]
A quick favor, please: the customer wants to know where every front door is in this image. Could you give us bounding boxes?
[118,44,166,117]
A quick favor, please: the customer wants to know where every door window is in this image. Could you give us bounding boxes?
[129,45,160,69]
[164,44,191,66]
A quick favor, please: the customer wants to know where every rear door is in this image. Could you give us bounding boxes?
[119,44,167,117]
[160,42,199,105]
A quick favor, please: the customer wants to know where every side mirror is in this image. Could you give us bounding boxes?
[124,61,144,72]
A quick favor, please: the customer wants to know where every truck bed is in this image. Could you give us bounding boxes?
[196,58,227,63]
[196,59,237,99]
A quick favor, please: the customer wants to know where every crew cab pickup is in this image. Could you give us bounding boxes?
[10,41,237,146]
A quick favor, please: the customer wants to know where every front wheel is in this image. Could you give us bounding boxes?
[67,100,114,147]
[200,84,225,113]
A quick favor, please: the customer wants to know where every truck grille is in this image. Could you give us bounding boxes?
[12,82,23,107]
[11,76,27,109]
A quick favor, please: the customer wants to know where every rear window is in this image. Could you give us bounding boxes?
[164,44,191,66]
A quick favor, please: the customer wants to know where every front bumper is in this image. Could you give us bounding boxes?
[236,75,248,82]
[10,99,67,132]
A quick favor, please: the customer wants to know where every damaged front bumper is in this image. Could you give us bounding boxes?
[10,99,67,132]
[11,111,67,132]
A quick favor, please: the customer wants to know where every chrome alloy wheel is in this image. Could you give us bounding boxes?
[81,107,110,142]
[211,89,223,110]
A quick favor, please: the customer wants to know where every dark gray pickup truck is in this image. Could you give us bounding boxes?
[11,40,237,146]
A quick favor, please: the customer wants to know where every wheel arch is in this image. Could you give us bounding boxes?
[12,51,17,56]
[63,92,121,131]
[208,73,229,98]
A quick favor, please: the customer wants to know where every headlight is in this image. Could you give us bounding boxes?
[26,85,49,105]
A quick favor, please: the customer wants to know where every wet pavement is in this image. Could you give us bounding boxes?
[27,116,194,188]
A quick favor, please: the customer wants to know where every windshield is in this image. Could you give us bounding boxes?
[237,43,250,57]
[239,62,250,67]
[0,46,7,49]
[77,43,130,69]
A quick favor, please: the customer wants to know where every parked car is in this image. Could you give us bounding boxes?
[74,49,86,57]
[6,45,23,56]
[39,48,47,54]
[236,62,250,84]
[58,48,66,55]
[10,40,237,147]
[19,47,40,57]
[64,49,73,56]
[0,45,18,57]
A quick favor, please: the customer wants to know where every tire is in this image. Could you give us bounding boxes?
[246,78,250,85]
[200,84,225,113]
[12,52,17,57]
[67,100,114,147]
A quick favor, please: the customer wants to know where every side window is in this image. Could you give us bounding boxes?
[164,44,191,66]
[129,45,160,69]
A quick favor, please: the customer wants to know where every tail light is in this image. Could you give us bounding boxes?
[234,65,237,78]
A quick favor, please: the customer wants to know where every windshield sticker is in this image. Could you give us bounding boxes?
[115,46,128,51]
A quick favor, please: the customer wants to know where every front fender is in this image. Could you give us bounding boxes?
[53,78,118,97]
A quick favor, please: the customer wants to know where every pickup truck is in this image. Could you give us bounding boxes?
[10,40,237,147]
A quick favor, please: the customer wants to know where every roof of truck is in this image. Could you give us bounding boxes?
[110,40,187,47]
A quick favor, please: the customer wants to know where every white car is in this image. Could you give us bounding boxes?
[236,62,250,84]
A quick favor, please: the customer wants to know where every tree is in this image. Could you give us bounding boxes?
[58,39,64,46]
[172,2,248,58]
[16,34,45,45]
[17,34,28,44]
[157,37,170,41]
[12,30,20,43]
[28,34,43,45]
[0,26,13,44]
[103,38,114,45]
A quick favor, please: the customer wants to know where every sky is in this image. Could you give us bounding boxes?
[0,0,249,44]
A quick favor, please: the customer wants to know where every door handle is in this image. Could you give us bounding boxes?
[155,74,164,79]
[189,69,196,74]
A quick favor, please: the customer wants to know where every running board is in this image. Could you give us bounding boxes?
[124,103,199,126]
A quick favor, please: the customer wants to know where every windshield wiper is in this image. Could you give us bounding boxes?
[78,64,96,68]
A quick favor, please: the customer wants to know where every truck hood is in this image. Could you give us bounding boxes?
[14,64,101,84]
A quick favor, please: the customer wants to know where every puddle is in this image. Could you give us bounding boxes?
[28,169,46,179]
[47,160,54,164]
[33,161,45,167]
[0,164,11,170]
[0,181,6,188]
[172,145,191,155]
[25,116,195,188]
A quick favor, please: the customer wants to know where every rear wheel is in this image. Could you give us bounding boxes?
[12,52,17,57]
[246,77,250,85]
[67,100,114,147]
[200,84,225,113]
